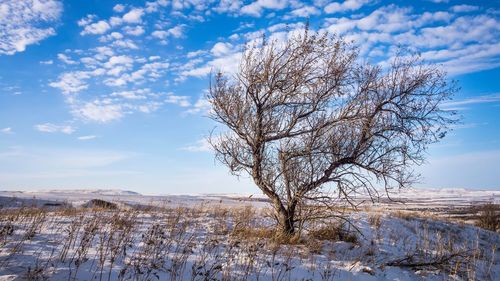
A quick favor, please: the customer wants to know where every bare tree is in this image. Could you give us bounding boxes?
[208,28,457,237]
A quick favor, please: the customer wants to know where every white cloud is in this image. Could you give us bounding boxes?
[51,55,168,122]
[107,65,127,76]
[181,138,212,152]
[145,0,169,13]
[210,42,233,56]
[81,20,111,35]
[170,0,211,11]
[99,31,123,42]
[319,5,499,75]
[40,60,53,65]
[167,25,185,38]
[424,42,500,75]
[111,39,139,49]
[184,95,211,114]
[267,22,303,32]
[328,6,447,34]
[74,102,124,123]
[103,55,134,68]
[94,46,114,60]
[240,0,288,17]
[324,0,370,14]
[180,51,242,79]
[165,92,191,107]
[46,1,200,124]
[78,14,97,27]
[113,4,126,13]
[0,0,63,55]
[139,61,169,78]
[80,57,99,68]
[393,15,498,49]
[78,135,97,141]
[187,50,207,58]
[122,8,144,24]
[57,53,78,65]
[123,25,145,36]
[35,123,76,134]
[214,0,242,13]
[151,30,168,39]
[109,16,124,26]
[49,71,93,94]
[451,5,479,13]
[152,24,185,40]
[104,61,169,86]
[288,5,320,18]
[1,127,13,134]
[241,0,288,17]
[134,101,162,113]
[110,89,149,100]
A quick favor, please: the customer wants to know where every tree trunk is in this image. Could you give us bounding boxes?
[277,207,295,237]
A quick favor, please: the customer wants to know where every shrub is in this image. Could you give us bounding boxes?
[475,203,499,232]
[308,222,358,244]
[83,199,118,210]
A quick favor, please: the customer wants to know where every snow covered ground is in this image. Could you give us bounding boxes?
[0,188,498,280]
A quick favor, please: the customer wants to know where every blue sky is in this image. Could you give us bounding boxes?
[0,0,499,194]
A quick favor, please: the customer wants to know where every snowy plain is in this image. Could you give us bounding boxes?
[0,188,498,281]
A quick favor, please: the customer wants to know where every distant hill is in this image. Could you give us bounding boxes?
[24,189,142,196]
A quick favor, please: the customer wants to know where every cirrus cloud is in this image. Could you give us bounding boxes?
[34,123,76,134]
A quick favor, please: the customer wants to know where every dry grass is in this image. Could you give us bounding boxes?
[308,222,358,244]
[368,214,382,229]
[474,203,499,232]
[232,226,275,240]
[391,209,453,223]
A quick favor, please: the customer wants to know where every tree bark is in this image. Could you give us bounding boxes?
[276,205,295,237]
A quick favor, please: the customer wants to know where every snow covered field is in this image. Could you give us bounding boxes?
[0,188,498,280]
